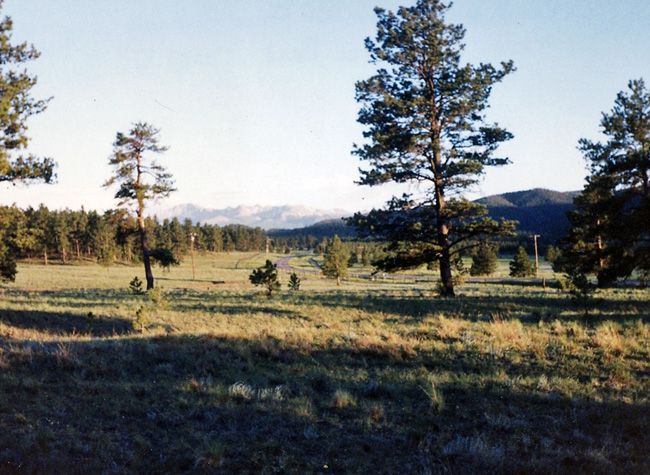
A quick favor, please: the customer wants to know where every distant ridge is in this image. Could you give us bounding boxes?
[477,188,579,209]
[268,218,352,239]
[476,188,579,245]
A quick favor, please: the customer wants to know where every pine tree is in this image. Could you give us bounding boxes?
[250,260,281,297]
[0,3,55,280]
[470,242,499,276]
[322,235,349,285]
[0,4,55,184]
[104,122,174,289]
[288,273,301,291]
[563,79,650,285]
[509,246,534,278]
[350,0,516,296]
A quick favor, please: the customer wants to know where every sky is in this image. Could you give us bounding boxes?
[2,0,650,214]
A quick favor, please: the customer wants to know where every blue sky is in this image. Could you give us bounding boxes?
[3,1,650,213]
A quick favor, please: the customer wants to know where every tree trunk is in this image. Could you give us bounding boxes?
[138,212,154,290]
[433,150,455,297]
[44,249,48,266]
[438,230,455,297]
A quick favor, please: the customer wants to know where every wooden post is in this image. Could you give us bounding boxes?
[190,233,196,280]
[530,234,540,278]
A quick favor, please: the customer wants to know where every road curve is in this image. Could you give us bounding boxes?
[274,255,321,274]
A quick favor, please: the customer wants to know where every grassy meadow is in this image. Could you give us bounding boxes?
[1,253,649,473]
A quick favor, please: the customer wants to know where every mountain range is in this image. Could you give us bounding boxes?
[151,203,349,230]
[154,188,580,245]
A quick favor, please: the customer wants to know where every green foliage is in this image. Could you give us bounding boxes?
[566,268,600,318]
[563,79,650,285]
[97,240,116,270]
[0,240,16,283]
[0,206,24,282]
[0,8,56,185]
[129,276,145,295]
[427,260,440,271]
[288,272,301,291]
[361,248,372,266]
[133,304,149,332]
[149,248,180,272]
[132,287,169,331]
[104,123,174,207]
[0,204,268,274]
[249,260,281,297]
[148,286,169,310]
[470,242,499,276]
[350,0,515,297]
[322,235,349,285]
[0,7,55,280]
[509,246,534,278]
[451,255,468,286]
[544,245,561,264]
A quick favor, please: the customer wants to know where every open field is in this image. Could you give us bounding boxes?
[1,254,649,473]
[289,252,559,280]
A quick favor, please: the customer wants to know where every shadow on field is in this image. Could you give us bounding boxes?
[1,331,649,473]
[175,301,304,319]
[285,291,557,320]
[0,309,133,337]
[157,276,225,284]
[283,291,650,324]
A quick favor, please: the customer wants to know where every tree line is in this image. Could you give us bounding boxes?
[0,204,267,281]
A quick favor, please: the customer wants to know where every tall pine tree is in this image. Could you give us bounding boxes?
[563,79,650,285]
[350,0,515,296]
[0,2,55,184]
[104,123,174,290]
[0,2,55,280]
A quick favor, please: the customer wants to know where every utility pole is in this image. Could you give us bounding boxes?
[530,234,540,278]
[190,233,196,280]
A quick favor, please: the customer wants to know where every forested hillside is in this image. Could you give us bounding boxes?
[477,188,578,248]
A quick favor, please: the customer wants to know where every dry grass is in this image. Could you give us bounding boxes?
[0,256,649,473]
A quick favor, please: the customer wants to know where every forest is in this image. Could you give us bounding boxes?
[0,205,267,272]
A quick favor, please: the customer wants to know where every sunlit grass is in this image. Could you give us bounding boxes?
[0,254,649,472]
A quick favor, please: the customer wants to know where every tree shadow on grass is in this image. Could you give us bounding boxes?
[0,332,649,473]
[286,291,558,320]
[285,290,650,325]
[0,309,133,337]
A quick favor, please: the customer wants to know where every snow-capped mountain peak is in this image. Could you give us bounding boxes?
[150,204,348,229]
